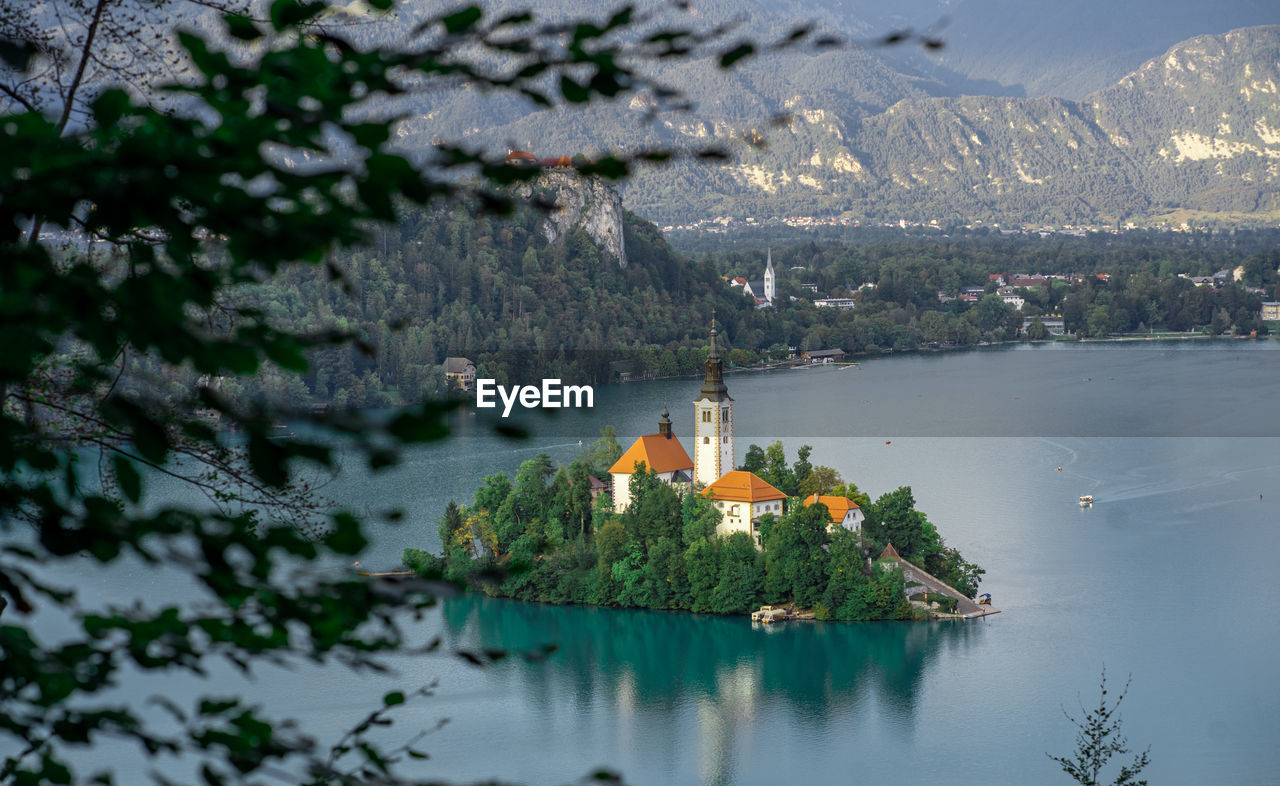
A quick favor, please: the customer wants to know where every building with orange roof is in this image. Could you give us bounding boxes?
[608,407,693,511]
[802,493,864,533]
[701,470,786,545]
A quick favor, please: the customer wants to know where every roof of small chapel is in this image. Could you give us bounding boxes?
[802,493,860,523]
[701,471,787,503]
[608,434,694,475]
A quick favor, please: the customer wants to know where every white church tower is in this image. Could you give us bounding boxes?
[693,314,735,487]
[763,248,776,305]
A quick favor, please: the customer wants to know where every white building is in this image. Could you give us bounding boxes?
[702,471,786,546]
[693,319,735,487]
[608,407,693,512]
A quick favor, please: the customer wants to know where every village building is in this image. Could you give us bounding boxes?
[701,471,787,546]
[443,357,476,391]
[1021,315,1067,335]
[738,249,776,308]
[814,298,857,310]
[608,406,694,511]
[802,348,846,364]
[1262,302,1280,322]
[802,494,864,533]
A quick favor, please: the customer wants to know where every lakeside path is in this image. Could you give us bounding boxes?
[877,544,1000,619]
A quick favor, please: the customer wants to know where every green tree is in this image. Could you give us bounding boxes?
[0,1,816,781]
[681,492,722,546]
[863,486,929,561]
[581,425,624,477]
[1048,669,1151,786]
[798,465,842,497]
[684,537,719,613]
[762,501,830,608]
[711,532,763,613]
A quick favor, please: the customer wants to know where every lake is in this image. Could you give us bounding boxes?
[61,341,1280,784]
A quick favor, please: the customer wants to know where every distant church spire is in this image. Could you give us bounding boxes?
[763,248,776,304]
[658,404,672,439]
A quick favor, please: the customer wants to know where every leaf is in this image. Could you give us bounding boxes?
[247,433,288,488]
[0,38,34,71]
[199,764,225,786]
[270,0,326,32]
[382,691,405,706]
[718,43,754,68]
[224,15,261,42]
[559,75,590,104]
[111,455,142,504]
[325,513,368,556]
[440,6,482,34]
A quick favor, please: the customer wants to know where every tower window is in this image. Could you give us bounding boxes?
[703,436,710,444]
[723,436,728,443]
[702,411,711,422]
[722,410,729,422]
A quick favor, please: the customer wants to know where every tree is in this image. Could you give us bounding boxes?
[1048,669,1151,786]
[864,486,929,561]
[798,465,842,497]
[581,426,623,477]
[0,1,940,780]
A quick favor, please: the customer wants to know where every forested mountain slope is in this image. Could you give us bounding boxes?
[228,180,765,408]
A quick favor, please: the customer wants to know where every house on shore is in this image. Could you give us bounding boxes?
[443,357,476,391]
[802,493,864,533]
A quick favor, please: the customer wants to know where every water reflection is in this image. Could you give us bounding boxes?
[438,594,985,778]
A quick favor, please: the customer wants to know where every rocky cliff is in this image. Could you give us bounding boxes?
[518,170,627,268]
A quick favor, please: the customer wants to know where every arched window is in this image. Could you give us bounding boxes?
[703,436,710,444]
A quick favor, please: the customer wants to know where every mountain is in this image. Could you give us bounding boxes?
[390,14,1280,226]
[768,0,1280,100]
[851,26,1280,223]
[892,0,1280,99]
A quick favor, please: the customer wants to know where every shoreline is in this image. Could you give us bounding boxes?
[618,330,1274,387]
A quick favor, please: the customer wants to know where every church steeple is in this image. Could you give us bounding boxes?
[658,404,673,439]
[763,248,776,304]
[700,311,732,402]
[693,312,734,487]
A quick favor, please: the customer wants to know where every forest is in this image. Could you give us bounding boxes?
[215,202,1278,411]
[403,438,984,622]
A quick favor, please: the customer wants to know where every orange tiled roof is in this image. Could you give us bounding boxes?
[701,470,787,503]
[803,493,860,523]
[609,434,693,475]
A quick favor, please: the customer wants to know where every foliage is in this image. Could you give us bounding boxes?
[0,0,820,782]
[1048,669,1152,786]
[430,445,977,620]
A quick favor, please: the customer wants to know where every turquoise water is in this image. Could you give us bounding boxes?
[57,342,1280,784]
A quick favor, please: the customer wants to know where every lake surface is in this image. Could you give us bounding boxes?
[58,341,1280,784]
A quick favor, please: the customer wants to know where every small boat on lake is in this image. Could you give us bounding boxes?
[1079,495,1094,507]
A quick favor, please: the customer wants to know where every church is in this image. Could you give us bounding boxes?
[609,317,787,546]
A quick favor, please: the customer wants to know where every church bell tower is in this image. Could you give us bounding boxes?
[693,314,734,487]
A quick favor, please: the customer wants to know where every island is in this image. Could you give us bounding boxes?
[404,319,987,621]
